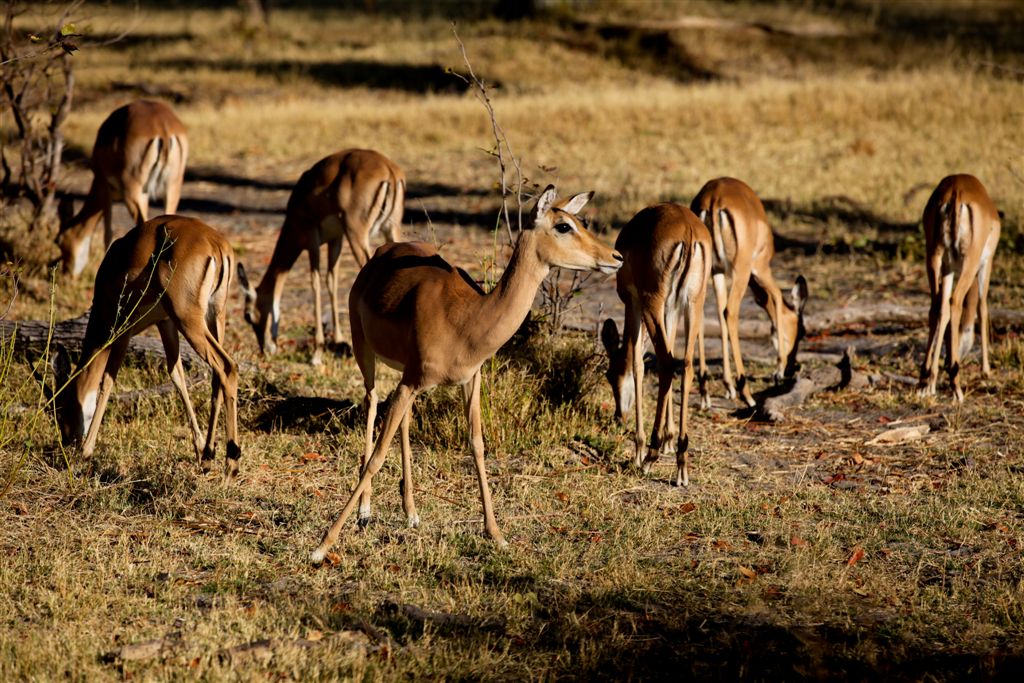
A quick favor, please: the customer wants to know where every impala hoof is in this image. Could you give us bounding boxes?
[310,547,328,564]
[406,513,420,528]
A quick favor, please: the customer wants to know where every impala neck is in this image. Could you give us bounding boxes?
[468,229,550,358]
[256,218,305,313]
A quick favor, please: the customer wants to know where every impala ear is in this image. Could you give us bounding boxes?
[560,191,594,216]
[236,263,256,301]
[50,344,73,395]
[529,185,558,225]
[792,275,809,315]
[600,318,620,356]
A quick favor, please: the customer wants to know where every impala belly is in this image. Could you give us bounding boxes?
[320,215,345,242]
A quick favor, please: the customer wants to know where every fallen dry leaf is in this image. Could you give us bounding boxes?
[679,502,696,514]
[847,545,865,566]
[324,552,342,567]
[865,424,929,446]
[301,452,323,462]
[738,565,757,579]
[791,535,809,547]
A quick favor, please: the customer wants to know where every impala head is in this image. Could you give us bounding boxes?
[54,196,93,278]
[600,318,634,420]
[236,263,279,355]
[527,185,623,274]
[47,345,91,448]
[769,275,809,382]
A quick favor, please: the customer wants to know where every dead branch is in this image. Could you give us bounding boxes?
[451,25,524,244]
[760,347,868,422]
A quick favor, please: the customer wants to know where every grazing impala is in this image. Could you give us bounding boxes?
[311,186,622,561]
[918,174,1000,401]
[691,178,808,406]
[601,204,711,487]
[56,100,188,277]
[52,216,242,477]
[236,149,405,364]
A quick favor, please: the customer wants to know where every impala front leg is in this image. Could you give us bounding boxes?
[326,240,344,345]
[465,370,506,546]
[309,246,325,366]
[630,323,647,470]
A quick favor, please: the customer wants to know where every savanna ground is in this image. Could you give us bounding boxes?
[2,0,1024,679]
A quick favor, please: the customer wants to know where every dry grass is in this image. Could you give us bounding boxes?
[2,1,1024,680]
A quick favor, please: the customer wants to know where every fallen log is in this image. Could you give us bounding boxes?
[759,347,869,422]
[0,313,202,368]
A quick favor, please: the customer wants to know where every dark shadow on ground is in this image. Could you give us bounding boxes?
[152,58,477,94]
[251,394,360,434]
[763,196,919,257]
[555,21,721,84]
[186,167,294,192]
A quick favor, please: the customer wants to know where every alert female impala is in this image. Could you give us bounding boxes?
[52,216,242,478]
[691,178,808,406]
[311,186,622,561]
[601,203,711,487]
[56,100,188,277]
[236,149,405,364]
[918,174,1000,401]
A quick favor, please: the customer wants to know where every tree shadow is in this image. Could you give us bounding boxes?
[153,57,478,94]
[763,196,919,257]
[557,20,721,84]
[251,394,360,434]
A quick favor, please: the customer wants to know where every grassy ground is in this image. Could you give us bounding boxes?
[2,1,1024,680]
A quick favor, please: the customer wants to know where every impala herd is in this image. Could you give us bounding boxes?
[47,100,1002,559]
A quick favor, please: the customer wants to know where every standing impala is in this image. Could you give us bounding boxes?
[691,177,808,406]
[601,203,711,487]
[56,100,188,277]
[236,149,405,364]
[52,216,242,478]
[918,174,1000,401]
[311,186,622,561]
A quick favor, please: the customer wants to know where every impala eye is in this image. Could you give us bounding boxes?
[555,222,574,234]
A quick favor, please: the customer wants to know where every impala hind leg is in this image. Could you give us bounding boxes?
[711,271,733,399]
[178,319,240,479]
[358,386,378,526]
[725,264,756,407]
[465,370,506,545]
[676,291,706,487]
[399,404,419,528]
[312,384,416,562]
[156,320,205,463]
[948,253,983,402]
[977,253,994,377]
[920,260,953,398]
